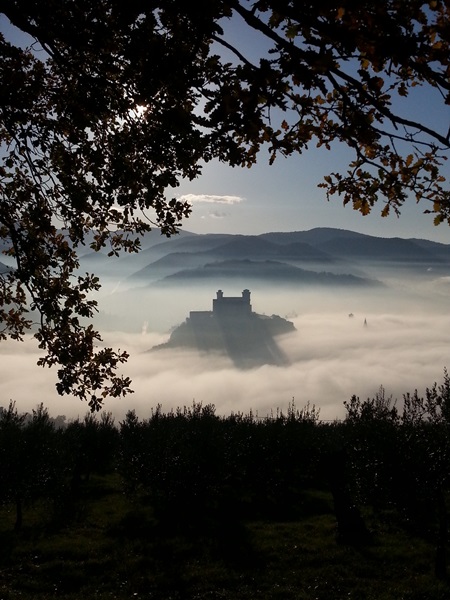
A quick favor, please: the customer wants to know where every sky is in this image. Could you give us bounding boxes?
[174,148,450,244]
[172,6,450,245]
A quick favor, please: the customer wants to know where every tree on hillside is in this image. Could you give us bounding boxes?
[1,1,450,407]
[344,373,450,579]
[0,402,61,530]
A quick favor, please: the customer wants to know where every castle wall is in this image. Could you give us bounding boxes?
[188,311,213,322]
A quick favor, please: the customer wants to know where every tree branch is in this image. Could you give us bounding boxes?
[228,0,450,150]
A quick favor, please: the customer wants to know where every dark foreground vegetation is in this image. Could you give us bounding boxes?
[2,372,450,599]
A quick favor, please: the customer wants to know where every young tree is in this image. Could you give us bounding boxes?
[1,1,450,407]
[0,402,61,530]
[0,401,27,530]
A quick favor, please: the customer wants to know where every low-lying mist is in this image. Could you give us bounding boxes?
[1,269,449,422]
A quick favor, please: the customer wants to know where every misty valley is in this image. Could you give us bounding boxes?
[1,226,450,421]
[74,227,450,421]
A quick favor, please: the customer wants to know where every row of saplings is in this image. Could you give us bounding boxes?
[1,371,450,579]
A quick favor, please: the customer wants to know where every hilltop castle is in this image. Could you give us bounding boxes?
[153,289,295,369]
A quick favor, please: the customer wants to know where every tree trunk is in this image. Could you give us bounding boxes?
[435,488,448,580]
[14,496,23,532]
[326,449,372,546]
[330,483,371,546]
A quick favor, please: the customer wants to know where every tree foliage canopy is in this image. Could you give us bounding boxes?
[1,0,450,408]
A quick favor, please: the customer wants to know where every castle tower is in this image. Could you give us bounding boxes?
[213,289,252,317]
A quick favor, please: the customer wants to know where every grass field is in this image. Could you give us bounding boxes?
[1,474,449,600]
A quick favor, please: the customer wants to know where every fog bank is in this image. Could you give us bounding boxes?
[1,306,449,422]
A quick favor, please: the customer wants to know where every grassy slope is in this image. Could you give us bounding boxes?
[0,475,448,600]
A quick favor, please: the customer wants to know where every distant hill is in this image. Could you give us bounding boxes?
[77,229,197,275]
[129,238,336,283]
[205,237,334,262]
[129,252,211,281]
[206,237,282,258]
[67,227,450,295]
[274,241,334,262]
[77,227,195,253]
[259,228,450,263]
[142,232,233,257]
[316,235,444,262]
[0,261,13,274]
[259,227,369,246]
[409,238,450,261]
[155,259,381,287]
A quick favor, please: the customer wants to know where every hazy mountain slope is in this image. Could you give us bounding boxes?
[410,238,450,261]
[0,261,13,273]
[270,241,335,262]
[127,236,340,282]
[75,229,197,274]
[259,229,450,265]
[259,228,369,246]
[129,252,211,281]
[205,236,282,258]
[206,237,335,262]
[145,233,234,256]
[155,259,381,287]
[317,236,445,262]
[77,228,449,288]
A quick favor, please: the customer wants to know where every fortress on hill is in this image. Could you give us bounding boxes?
[153,289,295,368]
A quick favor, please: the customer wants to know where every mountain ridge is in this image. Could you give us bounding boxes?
[73,227,450,291]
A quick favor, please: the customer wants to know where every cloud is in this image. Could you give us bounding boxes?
[209,211,228,219]
[1,270,449,423]
[2,300,450,424]
[178,194,245,205]
[200,212,228,220]
[112,311,450,422]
